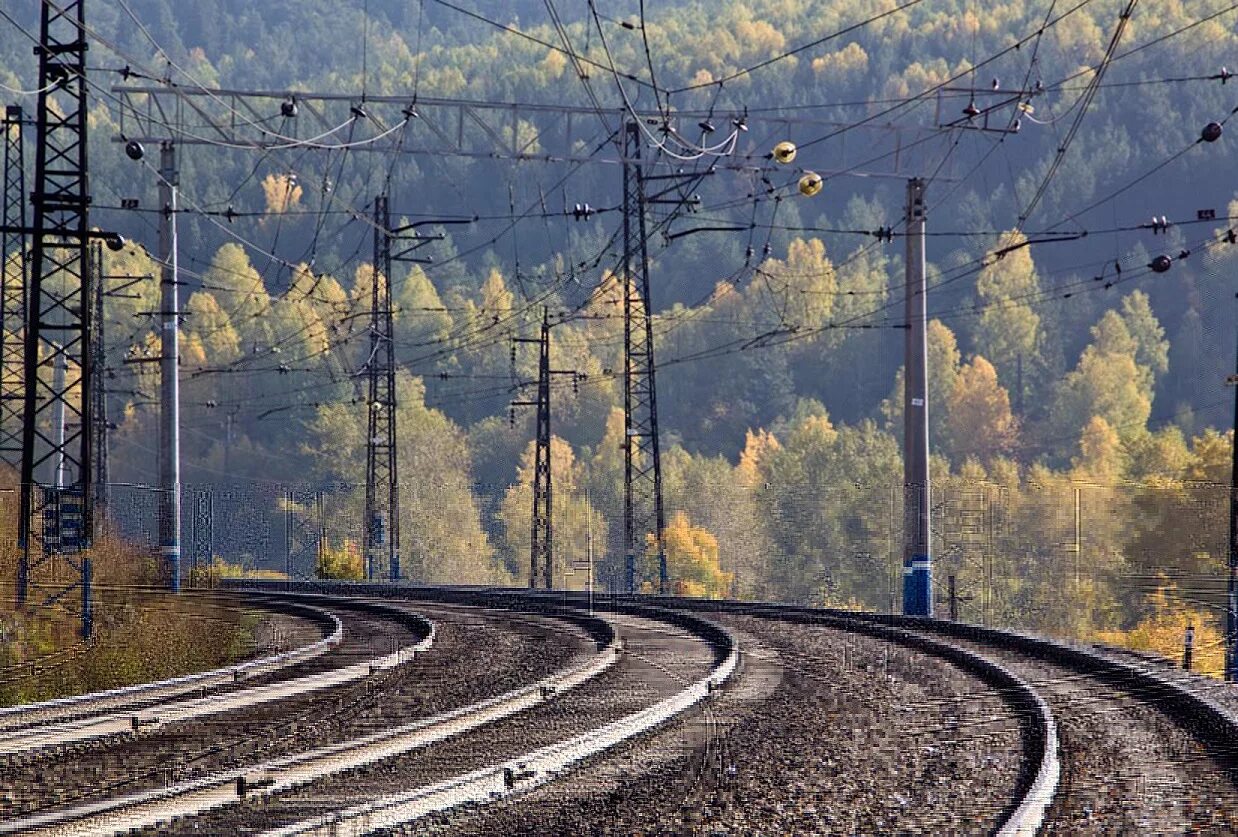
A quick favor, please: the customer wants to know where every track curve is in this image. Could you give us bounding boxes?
[8,581,1236,836]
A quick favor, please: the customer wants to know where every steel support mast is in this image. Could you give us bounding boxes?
[1226,307,1238,682]
[511,311,579,590]
[157,142,181,590]
[512,312,554,588]
[902,177,932,616]
[365,194,399,583]
[1,105,25,470]
[622,121,667,595]
[18,1,95,637]
[89,240,107,527]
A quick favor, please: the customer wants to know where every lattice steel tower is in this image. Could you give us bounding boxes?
[18,0,95,637]
[1,106,25,469]
[621,121,667,594]
[511,312,554,588]
[366,194,399,582]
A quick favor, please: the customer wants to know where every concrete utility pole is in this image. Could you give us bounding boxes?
[902,177,932,617]
[158,141,181,592]
[89,241,109,527]
[1226,303,1238,681]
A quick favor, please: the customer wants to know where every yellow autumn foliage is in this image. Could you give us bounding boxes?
[659,511,733,599]
[1093,584,1224,679]
[260,172,303,214]
[316,540,365,581]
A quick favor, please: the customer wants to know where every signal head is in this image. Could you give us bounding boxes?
[798,171,823,197]
[771,141,797,164]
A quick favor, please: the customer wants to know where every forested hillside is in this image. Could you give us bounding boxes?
[2,1,1236,657]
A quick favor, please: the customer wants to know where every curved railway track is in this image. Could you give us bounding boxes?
[0,593,605,835]
[2,582,1235,836]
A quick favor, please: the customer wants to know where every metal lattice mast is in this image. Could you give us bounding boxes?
[526,313,553,588]
[511,311,577,590]
[191,487,213,585]
[1,105,25,470]
[18,1,94,634]
[365,194,399,583]
[622,121,667,595]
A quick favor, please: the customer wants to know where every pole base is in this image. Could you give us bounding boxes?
[902,555,932,617]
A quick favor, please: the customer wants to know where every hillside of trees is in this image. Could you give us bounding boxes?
[2,1,1236,667]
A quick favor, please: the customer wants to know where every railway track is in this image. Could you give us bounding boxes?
[0,593,603,835]
[0,591,323,711]
[0,594,344,741]
[892,623,1238,834]
[3,582,1235,835]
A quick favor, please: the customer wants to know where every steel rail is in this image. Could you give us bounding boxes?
[0,597,613,837]
[0,595,341,733]
[0,596,433,757]
[264,612,739,837]
[241,584,1058,834]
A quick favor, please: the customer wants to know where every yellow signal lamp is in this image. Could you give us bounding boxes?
[798,171,823,197]
[772,141,797,164]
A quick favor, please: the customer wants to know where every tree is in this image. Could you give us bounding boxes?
[184,291,242,366]
[943,355,1018,463]
[974,231,1041,394]
[260,172,303,215]
[1094,583,1225,678]
[498,436,605,587]
[737,428,780,487]
[1073,415,1125,481]
[201,243,270,335]
[881,319,961,443]
[315,540,364,580]
[1118,290,1169,383]
[754,237,837,331]
[307,372,504,585]
[660,511,733,598]
[1049,314,1154,454]
[395,264,454,346]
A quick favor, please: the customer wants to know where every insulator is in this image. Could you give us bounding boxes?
[798,171,823,197]
[963,100,980,117]
[1149,254,1173,273]
[771,141,797,164]
[280,97,298,118]
[125,140,145,161]
[1202,122,1223,143]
